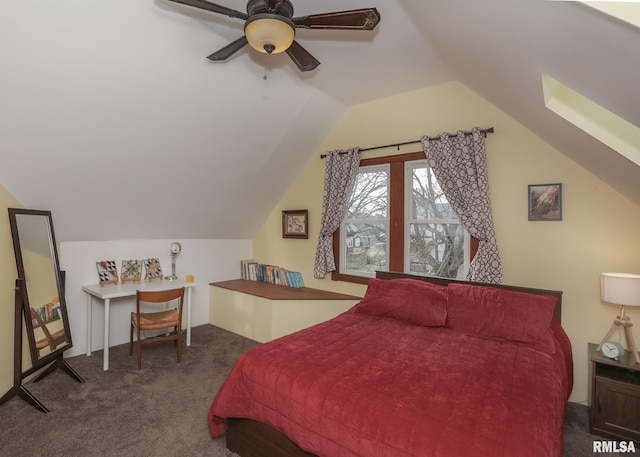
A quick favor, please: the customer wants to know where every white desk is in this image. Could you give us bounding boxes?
[82,279,196,370]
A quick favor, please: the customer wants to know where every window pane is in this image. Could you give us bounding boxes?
[347,169,388,219]
[409,223,465,279]
[412,166,457,220]
[344,223,387,274]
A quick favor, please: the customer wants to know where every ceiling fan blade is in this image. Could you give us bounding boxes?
[167,0,248,20]
[293,8,380,30]
[285,41,320,72]
[207,36,249,61]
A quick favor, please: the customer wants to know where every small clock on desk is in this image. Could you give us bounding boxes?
[165,242,182,280]
[170,242,182,255]
[601,341,625,360]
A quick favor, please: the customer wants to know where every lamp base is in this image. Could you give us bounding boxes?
[597,313,640,364]
[164,274,178,280]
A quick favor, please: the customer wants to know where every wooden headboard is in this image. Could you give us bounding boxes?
[376,271,563,324]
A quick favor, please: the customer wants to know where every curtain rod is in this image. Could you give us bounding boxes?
[320,127,494,158]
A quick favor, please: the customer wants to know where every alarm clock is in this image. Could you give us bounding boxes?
[165,242,182,280]
[601,341,625,360]
[170,242,182,255]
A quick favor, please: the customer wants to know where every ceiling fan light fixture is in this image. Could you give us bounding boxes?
[245,15,295,55]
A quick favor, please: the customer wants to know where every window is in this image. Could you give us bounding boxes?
[333,152,474,284]
[542,73,640,167]
[405,160,469,278]
[340,164,390,276]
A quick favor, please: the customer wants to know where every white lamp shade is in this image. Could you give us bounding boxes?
[601,272,640,307]
[245,16,295,54]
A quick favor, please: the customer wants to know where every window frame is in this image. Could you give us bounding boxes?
[339,163,390,279]
[331,151,478,285]
[403,159,470,277]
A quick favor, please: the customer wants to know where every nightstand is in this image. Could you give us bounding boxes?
[589,342,640,443]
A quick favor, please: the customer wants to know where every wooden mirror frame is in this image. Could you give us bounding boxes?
[1,209,83,413]
[8,208,74,367]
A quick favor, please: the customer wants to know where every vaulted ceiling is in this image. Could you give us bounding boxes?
[1,0,638,242]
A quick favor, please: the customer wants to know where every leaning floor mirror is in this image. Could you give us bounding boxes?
[0,208,83,413]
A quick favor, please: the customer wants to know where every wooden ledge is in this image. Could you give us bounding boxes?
[210,279,361,301]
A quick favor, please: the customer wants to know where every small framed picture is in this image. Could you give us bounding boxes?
[121,259,143,283]
[282,210,309,239]
[144,258,164,280]
[96,260,118,286]
[528,183,562,221]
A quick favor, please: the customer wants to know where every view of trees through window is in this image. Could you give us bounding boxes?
[342,166,389,273]
[341,160,466,279]
[409,163,465,278]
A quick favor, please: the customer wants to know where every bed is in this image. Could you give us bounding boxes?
[208,271,573,457]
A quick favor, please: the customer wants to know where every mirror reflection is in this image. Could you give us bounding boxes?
[10,209,72,364]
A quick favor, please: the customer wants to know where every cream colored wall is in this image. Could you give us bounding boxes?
[0,186,22,395]
[21,249,58,313]
[20,249,62,359]
[210,286,358,343]
[253,81,640,404]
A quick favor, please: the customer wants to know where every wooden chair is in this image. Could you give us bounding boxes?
[129,287,185,370]
[30,308,67,357]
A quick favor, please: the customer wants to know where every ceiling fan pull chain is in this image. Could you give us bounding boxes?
[263,53,269,80]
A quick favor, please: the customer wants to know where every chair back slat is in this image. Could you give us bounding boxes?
[137,287,184,304]
[136,287,184,316]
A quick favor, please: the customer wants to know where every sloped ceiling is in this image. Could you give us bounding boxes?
[1,0,638,242]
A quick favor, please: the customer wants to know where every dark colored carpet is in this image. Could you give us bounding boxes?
[0,324,610,456]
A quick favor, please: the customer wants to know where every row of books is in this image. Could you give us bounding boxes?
[240,259,305,288]
[32,303,61,325]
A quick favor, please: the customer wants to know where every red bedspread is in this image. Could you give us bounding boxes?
[208,311,572,457]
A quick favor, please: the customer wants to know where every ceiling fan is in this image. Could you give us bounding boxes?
[166,0,381,72]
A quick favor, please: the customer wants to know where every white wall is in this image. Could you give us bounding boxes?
[60,239,251,357]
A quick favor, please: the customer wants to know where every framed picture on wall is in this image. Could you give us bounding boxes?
[528,183,562,221]
[282,210,309,239]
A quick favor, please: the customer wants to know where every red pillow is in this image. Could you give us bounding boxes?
[446,283,557,353]
[353,278,447,327]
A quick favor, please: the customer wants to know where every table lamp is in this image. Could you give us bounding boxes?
[598,272,640,363]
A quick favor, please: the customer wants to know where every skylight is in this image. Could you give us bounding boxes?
[581,2,640,29]
[541,73,640,165]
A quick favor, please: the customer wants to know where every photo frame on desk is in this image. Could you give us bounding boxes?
[121,259,142,283]
[144,258,163,280]
[96,260,118,286]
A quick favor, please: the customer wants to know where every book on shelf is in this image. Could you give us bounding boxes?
[240,259,305,288]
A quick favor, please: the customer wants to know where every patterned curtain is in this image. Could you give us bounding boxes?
[421,127,502,283]
[314,148,361,278]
